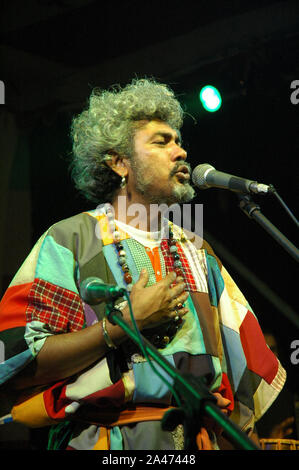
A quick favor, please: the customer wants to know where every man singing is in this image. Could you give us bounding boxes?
[0,78,285,450]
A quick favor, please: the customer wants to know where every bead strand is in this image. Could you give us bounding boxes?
[168,225,185,314]
[105,204,133,292]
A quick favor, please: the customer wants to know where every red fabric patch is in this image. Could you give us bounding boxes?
[26,278,85,333]
[240,311,278,384]
[218,372,234,412]
[0,282,31,331]
[43,380,70,420]
[43,379,126,422]
[160,239,197,291]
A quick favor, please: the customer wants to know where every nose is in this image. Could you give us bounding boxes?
[172,143,187,162]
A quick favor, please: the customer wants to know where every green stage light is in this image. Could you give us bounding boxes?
[199,85,222,112]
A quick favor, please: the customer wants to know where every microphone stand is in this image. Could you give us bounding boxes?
[105,302,260,451]
[238,193,299,264]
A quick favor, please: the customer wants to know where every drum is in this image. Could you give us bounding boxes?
[260,438,299,450]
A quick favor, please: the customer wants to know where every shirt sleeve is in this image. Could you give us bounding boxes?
[0,227,85,386]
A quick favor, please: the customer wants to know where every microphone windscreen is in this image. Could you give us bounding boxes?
[192,164,215,188]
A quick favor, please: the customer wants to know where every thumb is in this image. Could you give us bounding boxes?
[136,268,149,287]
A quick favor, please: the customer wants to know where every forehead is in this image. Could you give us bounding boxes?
[134,119,181,142]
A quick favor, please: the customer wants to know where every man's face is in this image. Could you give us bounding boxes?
[128,120,195,204]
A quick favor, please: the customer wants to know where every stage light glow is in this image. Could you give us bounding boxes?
[199,86,222,112]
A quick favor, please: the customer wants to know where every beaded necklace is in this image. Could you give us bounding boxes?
[104,203,185,348]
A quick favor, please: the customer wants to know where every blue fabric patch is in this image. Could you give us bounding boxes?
[0,349,33,385]
[132,356,176,404]
[206,253,225,307]
[110,426,123,450]
[220,324,247,393]
[35,235,78,293]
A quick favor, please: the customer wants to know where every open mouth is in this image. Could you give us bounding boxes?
[175,166,190,181]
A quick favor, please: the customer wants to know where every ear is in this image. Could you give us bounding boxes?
[105,152,129,178]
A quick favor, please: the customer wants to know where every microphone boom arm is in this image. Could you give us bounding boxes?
[238,193,299,266]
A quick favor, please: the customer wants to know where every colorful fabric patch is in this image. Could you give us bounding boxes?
[65,357,113,401]
[206,254,225,307]
[234,368,261,412]
[220,324,247,393]
[160,239,197,291]
[239,311,278,384]
[179,243,208,293]
[26,278,85,333]
[132,356,176,405]
[0,283,31,332]
[190,293,222,358]
[0,348,33,384]
[173,352,216,387]
[126,239,157,285]
[24,320,53,356]
[36,235,78,293]
[158,296,206,356]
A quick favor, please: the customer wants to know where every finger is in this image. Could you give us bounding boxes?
[213,392,231,409]
[135,268,149,287]
[170,281,187,299]
[169,291,189,310]
[163,271,177,286]
[170,307,188,318]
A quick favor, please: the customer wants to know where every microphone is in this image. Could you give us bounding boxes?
[80,277,127,305]
[192,163,272,194]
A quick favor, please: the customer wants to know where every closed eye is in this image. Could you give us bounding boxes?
[151,131,182,147]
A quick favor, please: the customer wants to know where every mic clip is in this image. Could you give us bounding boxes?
[238,193,260,219]
[105,304,124,326]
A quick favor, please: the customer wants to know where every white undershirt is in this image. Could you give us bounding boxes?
[114,218,164,250]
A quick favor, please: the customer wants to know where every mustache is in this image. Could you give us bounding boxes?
[169,161,192,178]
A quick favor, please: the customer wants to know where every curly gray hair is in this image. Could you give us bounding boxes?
[70,78,185,203]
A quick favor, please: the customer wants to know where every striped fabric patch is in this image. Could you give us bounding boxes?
[160,239,197,291]
[26,278,85,333]
[179,242,208,293]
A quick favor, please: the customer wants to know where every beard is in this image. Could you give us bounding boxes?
[130,157,195,205]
